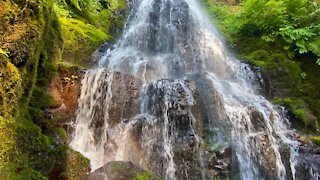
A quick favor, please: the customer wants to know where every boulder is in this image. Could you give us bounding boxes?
[80,161,157,180]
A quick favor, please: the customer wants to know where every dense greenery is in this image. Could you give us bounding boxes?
[54,0,127,66]
[0,0,128,178]
[201,0,320,133]
[202,0,320,61]
[240,0,320,60]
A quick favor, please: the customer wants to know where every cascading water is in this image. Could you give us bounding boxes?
[69,0,319,179]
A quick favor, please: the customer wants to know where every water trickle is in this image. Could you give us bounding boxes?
[69,0,318,179]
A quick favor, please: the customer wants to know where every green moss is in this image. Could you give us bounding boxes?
[272,97,318,132]
[0,116,16,169]
[135,171,154,180]
[6,166,48,180]
[61,149,90,180]
[312,136,320,146]
[51,127,68,143]
[292,108,306,120]
[0,58,23,117]
[53,0,128,66]
[1,0,129,178]
[111,162,126,171]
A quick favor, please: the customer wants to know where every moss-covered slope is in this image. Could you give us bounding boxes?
[0,0,129,178]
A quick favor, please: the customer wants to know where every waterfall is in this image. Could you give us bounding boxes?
[69,0,309,179]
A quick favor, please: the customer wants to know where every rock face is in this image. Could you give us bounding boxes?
[80,161,157,180]
[108,71,143,126]
[47,65,84,131]
[295,146,320,180]
[70,69,320,180]
[74,72,235,179]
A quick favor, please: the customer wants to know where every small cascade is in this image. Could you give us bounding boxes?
[70,0,320,179]
[70,69,114,170]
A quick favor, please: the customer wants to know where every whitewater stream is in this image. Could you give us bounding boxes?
[70,0,320,179]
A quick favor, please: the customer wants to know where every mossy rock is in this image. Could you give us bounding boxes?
[0,116,16,169]
[56,148,90,180]
[80,161,158,180]
[0,58,23,117]
[312,136,320,146]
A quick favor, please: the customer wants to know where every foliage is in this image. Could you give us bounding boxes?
[53,0,128,66]
[200,0,240,44]
[59,17,109,44]
[240,0,320,59]
[201,0,320,62]
[0,49,9,57]
[5,166,48,180]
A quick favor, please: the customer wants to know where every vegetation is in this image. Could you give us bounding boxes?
[135,171,155,180]
[201,0,320,133]
[313,136,320,146]
[54,0,128,66]
[0,0,129,178]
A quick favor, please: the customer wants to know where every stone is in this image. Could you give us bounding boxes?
[80,161,157,180]
[46,65,84,132]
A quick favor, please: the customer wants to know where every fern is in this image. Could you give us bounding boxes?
[70,0,81,11]
[59,17,109,44]
[0,48,9,57]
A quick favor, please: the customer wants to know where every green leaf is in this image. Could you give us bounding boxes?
[261,34,276,42]
[70,0,81,11]
[317,59,320,65]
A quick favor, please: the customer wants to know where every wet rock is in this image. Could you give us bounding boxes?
[206,147,233,179]
[74,74,235,179]
[80,161,157,180]
[46,65,84,132]
[91,42,112,65]
[250,133,278,179]
[248,107,279,178]
[108,71,143,126]
[188,73,230,141]
[295,146,320,180]
[249,107,266,131]
[279,145,293,180]
[87,70,143,130]
[294,145,320,180]
[82,70,143,145]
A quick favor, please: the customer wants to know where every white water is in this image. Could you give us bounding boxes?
[70,0,302,179]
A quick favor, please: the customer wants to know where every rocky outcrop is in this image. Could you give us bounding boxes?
[83,74,234,179]
[46,65,84,131]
